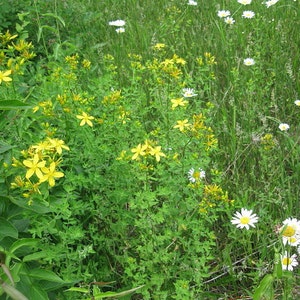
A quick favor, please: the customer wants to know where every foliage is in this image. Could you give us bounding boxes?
[0,0,300,299]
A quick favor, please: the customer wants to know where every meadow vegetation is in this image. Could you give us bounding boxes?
[0,0,299,299]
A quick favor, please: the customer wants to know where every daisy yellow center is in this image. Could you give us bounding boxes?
[193,171,200,179]
[282,257,291,266]
[282,226,296,237]
[240,216,250,224]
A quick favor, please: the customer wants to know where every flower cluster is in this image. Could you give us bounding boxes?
[199,184,234,213]
[131,139,166,162]
[0,30,35,85]
[260,133,277,151]
[279,218,300,271]
[231,210,300,271]
[11,138,69,203]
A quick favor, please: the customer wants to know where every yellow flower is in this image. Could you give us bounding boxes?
[173,119,191,132]
[23,154,46,179]
[131,143,147,160]
[0,70,12,84]
[76,112,95,127]
[149,146,166,162]
[173,54,186,65]
[170,98,188,110]
[40,162,64,187]
[47,138,70,154]
[153,43,166,50]
[82,59,91,69]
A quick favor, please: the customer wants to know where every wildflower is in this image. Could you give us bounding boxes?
[242,11,255,18]
[224,17,235,25]
[282,235,300,247]
[217,10,231,18]
[173,54,186,65]
[76,112,95,127]
[281,218,300,244]
[260,133,276,150]
[109,20,126,27]
[131,143,147,160]
[82,59,91,69]
[231,208,258,230]
[47,138,70,155]
[40,162,64,187]
[188,168,205,183]
[243,58,255,66]
[182,88,197,98]
[173,119,191,132]
[171,98,188,109]
[0,70,12,84]
[265,0,279,8]
[116,27,125,33]
[153,43,166,50]
[187,0,197,5]
[281,252,298,271]
[116,150,127,160]
[23,154,46,179]
[238,0,252,5]
[278,123,290,131]
[149,146,166,162]
[294,100,300,106]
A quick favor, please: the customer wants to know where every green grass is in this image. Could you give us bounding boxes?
[0,0,300,299]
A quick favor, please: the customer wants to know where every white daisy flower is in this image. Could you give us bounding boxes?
[231,208,258,230]
[281,252,298,271]
[265,0,279,8]
[243,58,255,66]
[182,88,197,98]
[278,123,290,131]
[217,10,231,18]
[109,20,126,27]
[238,0,252,5]
[281,218,300,239]
[224,17,235,25]
[188,168,205,183]
[188,0,198,5]
[294,100,300,106]
[242,11,255,18]
[282,234,300,247]
[116,27,125,33]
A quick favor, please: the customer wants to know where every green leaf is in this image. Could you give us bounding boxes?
[93,285,145,299]
[28,284,48,300]
[65,287,90,293]
[22,251,48,262]
[0,141,14,154]
[253,274,274,300]
[9,238,39,254]
[28,269,64,283]
[0,100,32,110]
[0,218,18,241]
[9,196,52,214]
